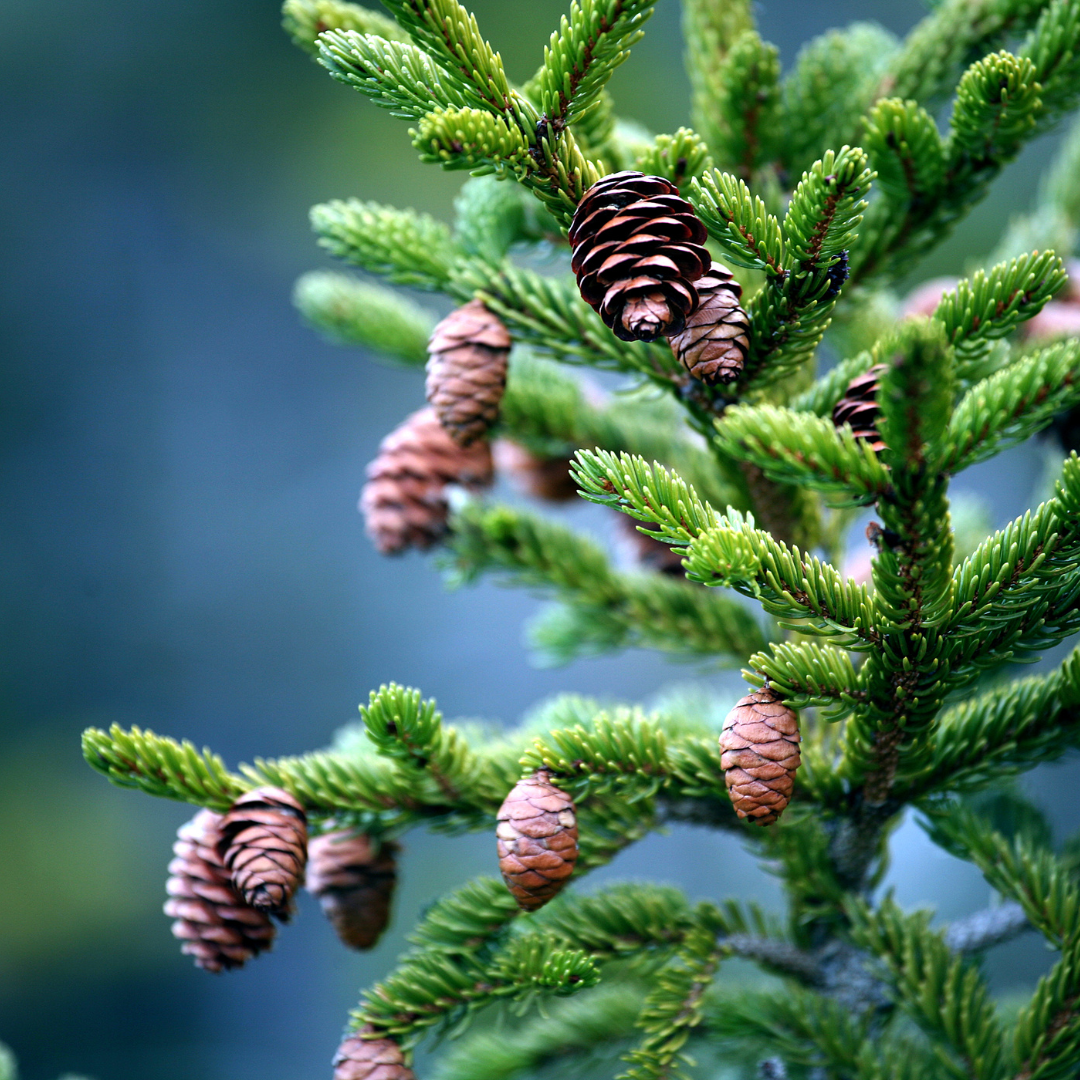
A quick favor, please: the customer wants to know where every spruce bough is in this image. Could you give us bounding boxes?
[85,1,1080,1077]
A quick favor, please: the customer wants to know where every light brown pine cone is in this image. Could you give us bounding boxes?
[832,364,887,453]
[719,687,801,826]
[496,770,578,910]
[569,171,710,342]
[307,830,398,950]
[217,787,308,917]
[333,1028,415,1080]
[360,408,494,554]
[666,264,750,385]
[425,299,511,446]
[164,808,276,972]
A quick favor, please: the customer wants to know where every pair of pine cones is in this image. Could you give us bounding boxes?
[361,171,753,556]
[165,787,396,973]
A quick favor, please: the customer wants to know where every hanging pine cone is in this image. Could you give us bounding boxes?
[832,364,887,453]
[361,408,494,555]
[362,406,496,557]
[333,1028,415,1080]
[496,770,578,911]
[493,440,578,502]
[667,264,750,385]
[164,809,276,972]
[425,299,511,446]
[719,687,801,826]
[217,787,308,917]
[615,513,685,575]
[569,171,710,342]
[307,830,398,950]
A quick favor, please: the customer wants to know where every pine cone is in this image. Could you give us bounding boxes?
[333,1029,415,1080]
[307,830,398,950]
[496,770,578,910]
[569,171,710,342]
[426,299,511,446]
[493,440,578,502]
[217,787,308,917]
[164,809,276,972]
[615,513,685,575]
[832,364,887,453]
[667,264,750,385]
[719,687,801,826]
[360,408,494,554]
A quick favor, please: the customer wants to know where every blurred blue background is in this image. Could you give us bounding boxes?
[2,1,1078,1077]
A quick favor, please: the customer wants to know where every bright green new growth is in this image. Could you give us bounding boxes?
[84,1,1080,1077]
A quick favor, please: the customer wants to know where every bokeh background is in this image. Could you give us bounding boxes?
[2,1,1078,1077]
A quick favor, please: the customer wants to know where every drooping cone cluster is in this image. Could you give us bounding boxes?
[425,299,511,446]
[719,687,801,826]
[569,172,710,342]
[164,809,276,971]
[666,265,750,386]
[361,408,494,554]
[496,770,578,910]
[493,439,578,502]
[217,786,308,917]
[333,1028,415,1080]
[832,364,887,453]
[307,830,398,950]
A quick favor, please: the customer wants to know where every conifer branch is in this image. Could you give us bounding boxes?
[944,339,1080,472]
[311,199,458,289]
[319,30,474,118]
[847,322,956,805]
[450,259,680,379]
[848,896,1007,1080]
[445,501,768,663]
[619,924,726,1080]
[680,0,754,163]
[532,0,658,129]
[934,252,1068,377]
[898,648,1080,798]
[282,0,407,55]
[704,30,781,183]
[943,902,1029,955]
[82,724,243,809]
[713,403,891,506]
[292,270,434,364]
[573,448,880,646]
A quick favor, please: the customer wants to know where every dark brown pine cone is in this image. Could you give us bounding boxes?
[719,687,801,826]
[615,512,685,576]
[164,808,276,971]
[496,770,578,910]
[217,787,308,917]
[361,408,494,555]
[307,830,398,950]
[667,264,750,385]
[333,1028,415,1080]
[493,439,578,502]
[425,299,511,446]
[569,171,710,342]
[832,364,887,453]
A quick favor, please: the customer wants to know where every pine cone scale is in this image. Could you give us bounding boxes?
[570,171,710,342]
[218,787,308,916]
[425,299,510,446]
[307,831,397,950]
[667,266,750,386]
[496,771,578,910]
[833,364,887,452]
[333,1030,415,1080]
[164,808,277,972]
[361,408,494,554]
[719,688,801,826]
